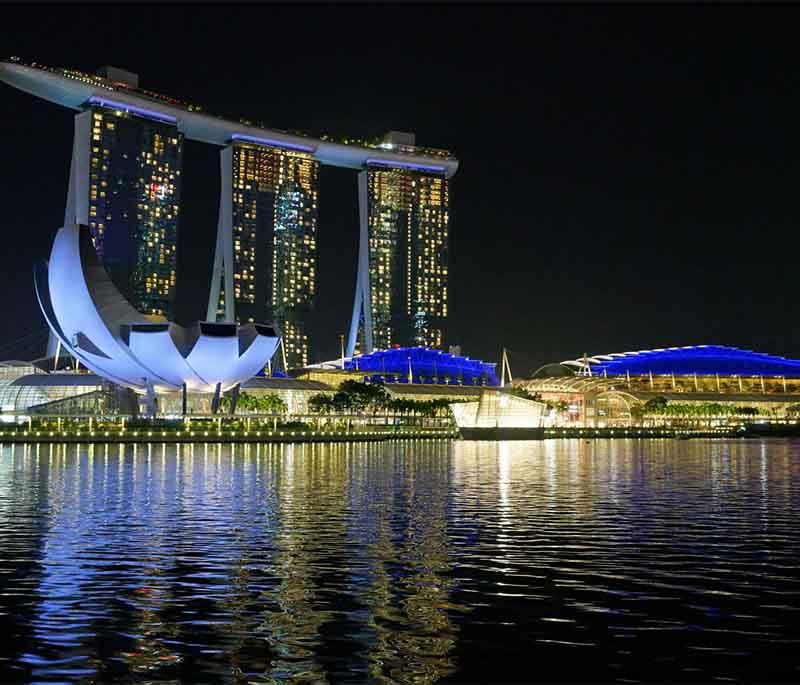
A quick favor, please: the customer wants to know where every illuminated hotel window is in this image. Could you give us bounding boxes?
[84,104,183,316]
[216,142,319,369]
[363,165,450,350]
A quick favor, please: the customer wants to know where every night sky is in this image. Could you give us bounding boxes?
[2,4,799,373]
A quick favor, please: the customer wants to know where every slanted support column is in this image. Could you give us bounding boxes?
[48,112,93,360]
[52,338,61,372]
[211,382,222,414]
[144,378,157,418]
[346,274,363,359]
[346,170,373,356]
[65,111,91,227]
[228,383,240,416]
[207,146,235,322]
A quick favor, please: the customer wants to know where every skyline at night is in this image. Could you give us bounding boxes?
[2,5,799,371]
[3,6,800,683]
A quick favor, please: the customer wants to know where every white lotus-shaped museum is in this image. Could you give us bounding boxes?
[35,223,280,395]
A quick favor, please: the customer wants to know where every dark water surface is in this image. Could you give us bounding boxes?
[0,439,799,683]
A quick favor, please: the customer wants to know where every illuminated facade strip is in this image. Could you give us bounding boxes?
[230,133,315,154]
[364,158,447,174]
[86,96,177,124]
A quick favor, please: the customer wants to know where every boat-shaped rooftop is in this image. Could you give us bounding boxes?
[0,57,459,177]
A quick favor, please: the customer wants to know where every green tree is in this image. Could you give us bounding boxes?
[234,391,287,414]
[337,380,389,412]
[643,396,669,414]
[308,394,335,414]
[259,393,287,414]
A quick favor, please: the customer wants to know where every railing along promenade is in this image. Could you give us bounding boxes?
[2,419,792,443]
[0,413,458,444]
[2,410,796,444]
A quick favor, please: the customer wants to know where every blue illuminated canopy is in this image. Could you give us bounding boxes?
[345,347,499,386]
[561,345,800,378]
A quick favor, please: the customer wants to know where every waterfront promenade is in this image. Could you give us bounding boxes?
[0,424,781,444]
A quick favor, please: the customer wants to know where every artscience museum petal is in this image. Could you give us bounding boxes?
[35,223,280,395]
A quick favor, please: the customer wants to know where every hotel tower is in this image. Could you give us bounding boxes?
[66,67,182,317]
[347,132,450,354]
[207,141,319,369]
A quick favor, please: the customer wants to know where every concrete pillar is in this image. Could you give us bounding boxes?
[207,146,234,322]
[347,170,373,356]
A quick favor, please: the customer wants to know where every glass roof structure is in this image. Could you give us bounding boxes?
[344,347,499,386]
[0,373,104,414]
[561,345,800,378]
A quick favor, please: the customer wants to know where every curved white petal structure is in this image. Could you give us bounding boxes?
[36,224,280,393]
[124,324,208,391]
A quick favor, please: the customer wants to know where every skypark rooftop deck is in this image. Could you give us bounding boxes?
[0,57,459,176]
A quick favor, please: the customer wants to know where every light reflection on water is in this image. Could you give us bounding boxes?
[0,439,798,683]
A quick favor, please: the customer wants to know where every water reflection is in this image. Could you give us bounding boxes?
[0,439,799,682]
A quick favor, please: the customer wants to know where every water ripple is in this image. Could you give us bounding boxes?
[0,439,798,682]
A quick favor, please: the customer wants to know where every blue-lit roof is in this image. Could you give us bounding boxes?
[344,347,499,386]
[561,345,800,378]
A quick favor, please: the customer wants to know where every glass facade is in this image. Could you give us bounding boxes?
[223,142,319,368]
[366,166,449,350]
[0,379,104,414]
[86,105,183,316]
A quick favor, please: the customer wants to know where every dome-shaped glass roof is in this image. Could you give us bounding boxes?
[561,345,800,377]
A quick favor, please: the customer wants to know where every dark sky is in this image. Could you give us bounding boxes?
[1,4,799,373]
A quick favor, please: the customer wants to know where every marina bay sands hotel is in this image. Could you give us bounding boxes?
[0,58,458,368]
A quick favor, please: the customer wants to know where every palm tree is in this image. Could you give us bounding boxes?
[259,393,287,414]
[308,394,334,414]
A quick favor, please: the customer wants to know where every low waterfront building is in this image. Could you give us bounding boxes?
[294,367,371,387]
[384,383,483,402]
[301,346,499,386]
[240,378,332,415]
[450,389,546,430]
[0,371,329,418]
[0,367,481,419]
[517,345,800,427]
[0,372,108,416]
